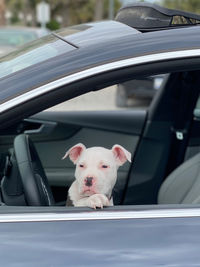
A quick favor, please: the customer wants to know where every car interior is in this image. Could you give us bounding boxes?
[0,65,200,210]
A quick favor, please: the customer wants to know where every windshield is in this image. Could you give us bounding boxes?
[0,34,76,79]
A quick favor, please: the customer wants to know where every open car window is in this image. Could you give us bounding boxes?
[0,66,198,210]
[47,74,165,112]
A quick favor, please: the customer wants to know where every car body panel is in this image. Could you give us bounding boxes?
[0,207,200,266]
[1,8,200,265]
[56,20,140,46]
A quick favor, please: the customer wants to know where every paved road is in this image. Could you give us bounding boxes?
[48,85,148,111]
[48,86,120,111]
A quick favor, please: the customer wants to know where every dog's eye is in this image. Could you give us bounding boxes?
[102,165,108,169]
[79,164,84,168]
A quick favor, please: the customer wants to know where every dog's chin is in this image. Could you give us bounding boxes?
[81,188,98,197]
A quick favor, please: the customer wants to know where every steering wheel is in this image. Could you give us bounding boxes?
[14,134,55,206]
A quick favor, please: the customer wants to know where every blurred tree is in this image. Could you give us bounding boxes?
[94,0,104,21]
[0,0,6,25]
[6,0,121,28]
[49,0,89,26]
[162,0,200,14]
[46,19,60,30]
[7,0,38,26]
[47,0,120,26]
[104,0,121,20]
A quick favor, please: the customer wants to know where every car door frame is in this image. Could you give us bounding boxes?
[1,51,200,205]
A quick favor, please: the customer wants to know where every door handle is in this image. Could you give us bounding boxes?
[23,119,57,135]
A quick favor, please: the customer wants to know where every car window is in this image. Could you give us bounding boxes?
[48,74,164,111]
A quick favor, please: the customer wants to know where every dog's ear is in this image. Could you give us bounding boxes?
[112,145,131,166]
[62,143,86,164]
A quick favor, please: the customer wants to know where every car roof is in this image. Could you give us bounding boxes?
[54,21,140,48]
[1,20,200,107]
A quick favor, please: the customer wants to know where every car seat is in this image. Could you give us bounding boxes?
[158,152,200,204]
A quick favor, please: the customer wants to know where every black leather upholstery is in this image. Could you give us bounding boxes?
[1,134,55,206]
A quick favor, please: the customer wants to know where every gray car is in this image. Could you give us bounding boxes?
[0,3,200,266]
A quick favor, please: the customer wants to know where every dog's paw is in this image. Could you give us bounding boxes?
[87,194,110,209]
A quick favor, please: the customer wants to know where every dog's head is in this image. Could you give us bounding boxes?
[63,143,131,198]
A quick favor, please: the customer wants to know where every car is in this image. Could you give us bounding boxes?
[115,74,165,107]
[0,26,50,56]
[1,2,200,265]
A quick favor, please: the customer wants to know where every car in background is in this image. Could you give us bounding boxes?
[1,2,200,266]
[0,26,50,56]
[116,74,165,107]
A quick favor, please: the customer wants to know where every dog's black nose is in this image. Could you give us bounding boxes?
[85,177,93,187]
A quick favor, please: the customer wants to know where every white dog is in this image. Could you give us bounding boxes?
[62,143,131,209]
